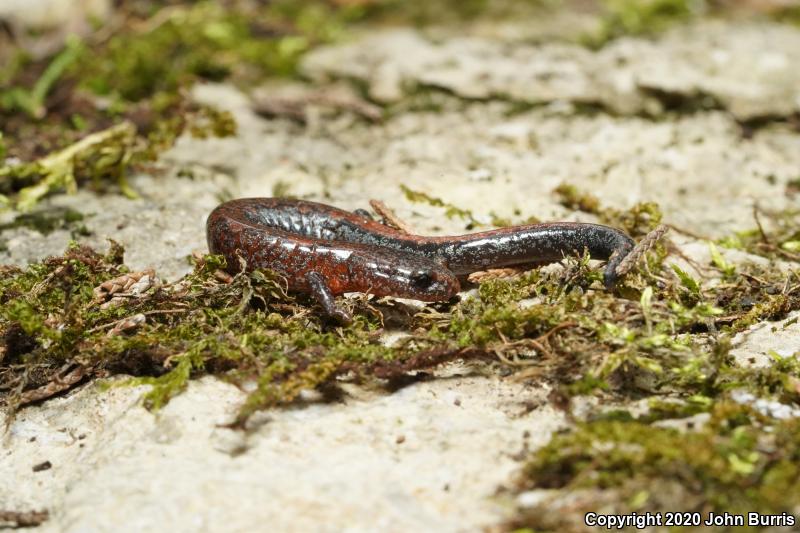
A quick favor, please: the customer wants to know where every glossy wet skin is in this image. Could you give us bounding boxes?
[353,256,460,301]
[206,198,635,322]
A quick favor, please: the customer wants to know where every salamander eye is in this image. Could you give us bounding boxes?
[410,271,434,288]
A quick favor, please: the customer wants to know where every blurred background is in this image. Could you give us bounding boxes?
[2,0,799,166]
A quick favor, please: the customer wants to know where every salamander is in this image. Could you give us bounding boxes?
[206,198,635,323]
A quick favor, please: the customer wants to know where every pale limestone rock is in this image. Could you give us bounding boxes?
[303,22,800,120]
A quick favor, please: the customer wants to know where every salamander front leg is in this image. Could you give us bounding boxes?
[306,271,353,325]
[352,208,374,220]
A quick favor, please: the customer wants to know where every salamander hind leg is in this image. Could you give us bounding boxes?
[305,271,353,325]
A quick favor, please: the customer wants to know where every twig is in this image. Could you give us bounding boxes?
[106,313,146,337]
[537,321,578,343]
[359,347,488,379]
[664,222,707,240]
[85,309,187,334]
[527,338,553,360]
[254,92,382,123]
[369,200,416,234]
[491,326,565,366]
[753,204,771,245]
[17,365,92,406]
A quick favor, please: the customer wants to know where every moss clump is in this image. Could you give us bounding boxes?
[76,1,356,103]
[0,207,89,243]
[448,279,565,348]
[0,245,397,419]
[553,182,663,238]
[717,209,800,264]
[510,402,800,531]
[0,122,137,210]
[400,184,485,229]
[500,193,800,532]
[0,199,665,423]
[1,189,795,432]
[552,183,603,215]
[0,37,83,120]
[0,0,359,206]
[584,0,700,48]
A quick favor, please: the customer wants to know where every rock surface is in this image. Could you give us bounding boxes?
[3,373,562,532]
[303,21,800,120]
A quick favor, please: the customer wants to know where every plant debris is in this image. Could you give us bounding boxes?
[0,122,136,211]
[0,509,49,528]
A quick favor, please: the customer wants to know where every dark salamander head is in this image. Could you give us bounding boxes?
[365,256,460,302]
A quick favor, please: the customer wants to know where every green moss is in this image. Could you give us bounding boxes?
[553,183,602,215]
[0,37,83,119]
[0,244,422,421]
[722,352,800,406]
[553,182,663,237]
[584,0,699,48]
[717,209,800,264]
[0,207,87,236]
[709,241,737,280]
[271,181,293,198]
[730,295,792,332]
[188,107,238,139]
[501,203,800,530]
[0,0,359,205]
[511,403,800,530]
[2,300,58,340]
[0,122,137,210]
[400,185,484,228]
[774,5,800,26]
[134,340,210,410]
[0,98,238,209]
[2,188,794,431]
[352,0,550,26]
[76,2,353,102]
